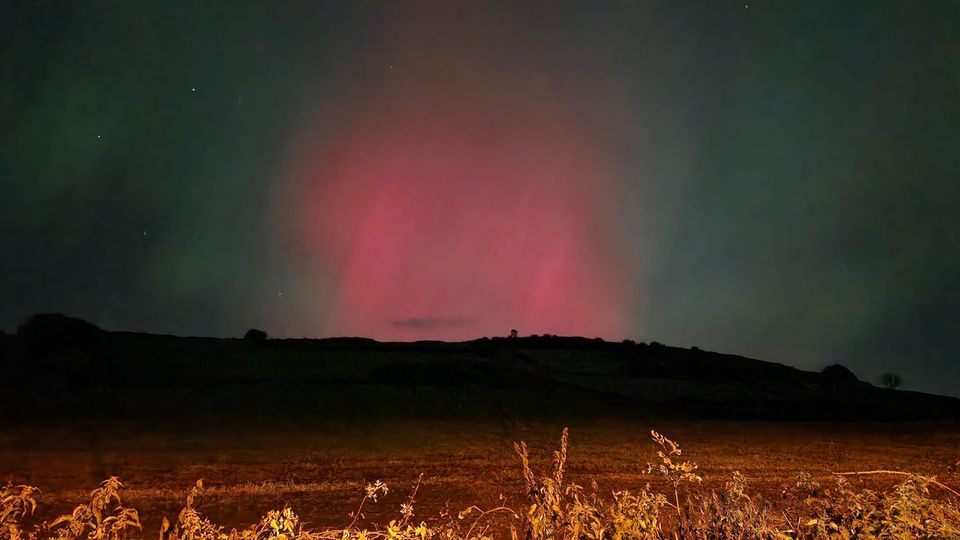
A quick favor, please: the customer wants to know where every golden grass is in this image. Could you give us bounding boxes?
[4,424,960,539]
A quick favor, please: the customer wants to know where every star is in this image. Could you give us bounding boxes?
[191,87,196,92]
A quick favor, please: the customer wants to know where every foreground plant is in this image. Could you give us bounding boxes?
[686,471,791,539]
[799,474,960,539]
[1,482,40,540]
[159,473,495,540]
[645,430,702,530]
[49,477,141,540]
[514,427,666,540]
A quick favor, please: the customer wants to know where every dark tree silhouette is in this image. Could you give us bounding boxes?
[244,328,268,342]
[880,372,903,389]
[509,329,518,338]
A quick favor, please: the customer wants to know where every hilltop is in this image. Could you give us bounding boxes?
[1,313,957,422]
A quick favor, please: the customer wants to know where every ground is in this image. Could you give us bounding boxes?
[3,416,959,535]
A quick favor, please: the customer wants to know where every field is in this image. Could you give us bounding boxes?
[5,328,960,537]
[4,415,960,537]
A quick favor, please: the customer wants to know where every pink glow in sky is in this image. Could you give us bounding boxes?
[283,9,632,340]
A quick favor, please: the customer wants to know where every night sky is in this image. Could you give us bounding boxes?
[2,2,958,395]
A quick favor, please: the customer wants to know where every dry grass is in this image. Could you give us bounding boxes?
[3,420,960,539]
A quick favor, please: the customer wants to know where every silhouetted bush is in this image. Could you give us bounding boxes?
[880,372,903,389]
[244,328,268,342]
[16,313,106,360]
[821,364,859,385]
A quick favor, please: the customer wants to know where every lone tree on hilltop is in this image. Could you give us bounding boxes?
[880,372,903,389]
[244,328,268,342]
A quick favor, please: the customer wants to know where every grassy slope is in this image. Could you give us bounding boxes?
[2,331,958,422]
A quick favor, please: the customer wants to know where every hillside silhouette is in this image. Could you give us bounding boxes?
[1,313,957,423]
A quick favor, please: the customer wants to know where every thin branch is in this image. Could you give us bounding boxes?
[398,474,423,528]
[463,505,520,540]
[346,494,370,530]
[834,470,960,499]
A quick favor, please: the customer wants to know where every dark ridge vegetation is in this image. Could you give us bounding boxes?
[243,329,268,343]
[2,314,957,424]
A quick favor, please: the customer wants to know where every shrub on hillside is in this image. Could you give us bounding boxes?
[821,364,860,385]
[243,329,268,342]
[16,313,105,359]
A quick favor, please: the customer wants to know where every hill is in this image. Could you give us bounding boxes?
[1,313,957,422]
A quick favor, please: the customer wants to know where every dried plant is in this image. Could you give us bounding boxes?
[646,430,702,529]
[801,474,960,538]
[161,480,224,540]
[514,427,665,540]
[49,477,140,540]
[685,471,791,539]
[1,483,41,540]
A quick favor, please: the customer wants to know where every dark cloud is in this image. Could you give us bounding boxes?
[391,318,474,330]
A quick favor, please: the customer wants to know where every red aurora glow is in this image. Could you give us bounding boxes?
[284,12,631,340]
